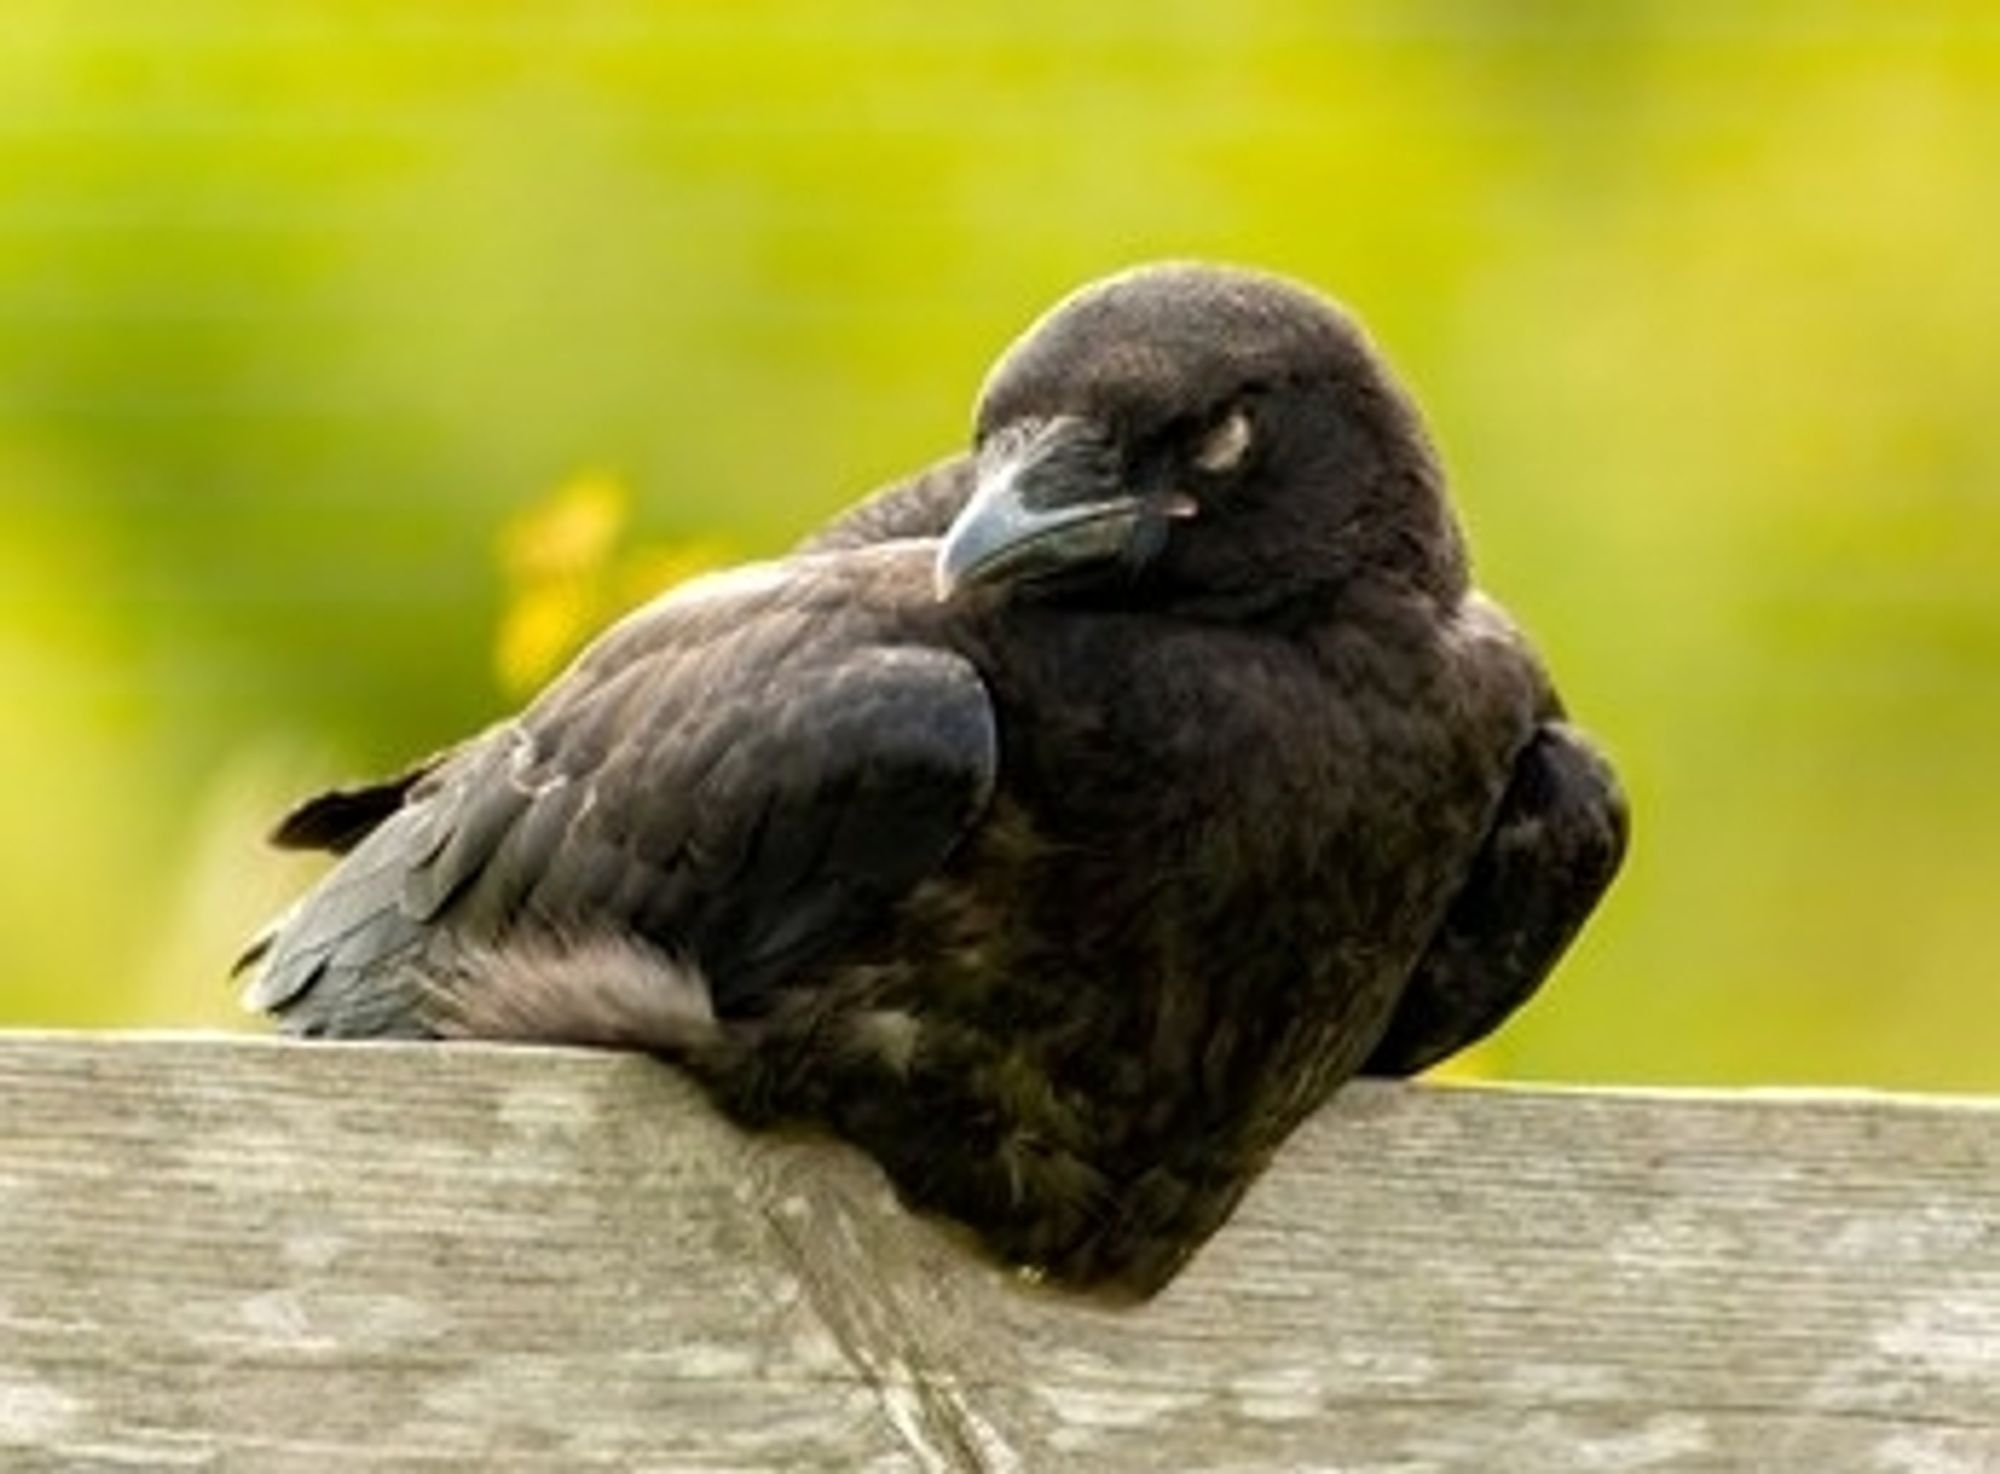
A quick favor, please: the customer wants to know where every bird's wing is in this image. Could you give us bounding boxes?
[243,551,998,1038]
[1361,721,1628,1077]
[795,453,973,553]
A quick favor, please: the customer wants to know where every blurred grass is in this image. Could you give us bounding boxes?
[2,0,1996,1087]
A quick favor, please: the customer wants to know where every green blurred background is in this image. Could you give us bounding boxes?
[3,1,1996,1088]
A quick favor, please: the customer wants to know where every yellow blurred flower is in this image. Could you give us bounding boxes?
[494,469,726,697]
[497,468,629,584]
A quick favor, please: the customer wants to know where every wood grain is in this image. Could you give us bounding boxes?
[1,1033,1995,1471]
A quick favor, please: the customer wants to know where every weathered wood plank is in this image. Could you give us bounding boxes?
[1,1034,1996,1472]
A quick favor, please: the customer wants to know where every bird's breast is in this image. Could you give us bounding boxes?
[951,610,1489,983]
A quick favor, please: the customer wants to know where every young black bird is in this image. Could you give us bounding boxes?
[240,264,1627,1295]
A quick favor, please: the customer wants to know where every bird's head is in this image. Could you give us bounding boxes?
[936,263,1467,617]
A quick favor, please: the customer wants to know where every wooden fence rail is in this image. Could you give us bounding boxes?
[1,1033,1996,1471]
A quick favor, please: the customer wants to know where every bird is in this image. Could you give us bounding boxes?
[238,263,1627,1296]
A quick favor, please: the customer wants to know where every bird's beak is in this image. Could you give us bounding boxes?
[935,415,1142,599]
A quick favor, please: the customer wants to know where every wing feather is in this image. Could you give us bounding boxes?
[1362,721,1628,1076]
[245,549,996,1037]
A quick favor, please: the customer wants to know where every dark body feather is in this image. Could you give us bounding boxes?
[243,264,1625,1294]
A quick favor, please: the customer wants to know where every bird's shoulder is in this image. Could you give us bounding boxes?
[794,453,974,554]
[1429,588,1562,746]
[554,538,941,689]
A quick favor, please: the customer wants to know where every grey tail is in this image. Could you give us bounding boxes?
[415,936,721,1053]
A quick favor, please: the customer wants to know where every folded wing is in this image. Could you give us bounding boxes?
[1363,721,1628,1076]
[242,553,998,1039]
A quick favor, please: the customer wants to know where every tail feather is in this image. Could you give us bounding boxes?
[416,936,719,1051]
[240,802,434,1017]
[269,763,436,854]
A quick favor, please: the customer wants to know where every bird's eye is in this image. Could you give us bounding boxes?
[1192,406,1253,475]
